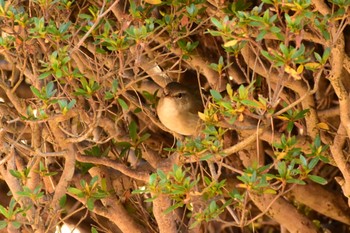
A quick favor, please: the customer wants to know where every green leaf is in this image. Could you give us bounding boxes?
[0,220,7,230]
[9,170,22,179]
[55,69,63,78]
[79,13,92,20]
[62,56,70,65]
[58,99,67,109]
[132,188,145,194]
[277,161,286,177]
[111,79,119,93]
[38,71,52,79]
[241,99,259,107]
[319,155,330,163]
[308,175,327,185]
[104,92,114,100]
[210,89,222,100]
[249,21,263,27]
[200,153,213,161]
[218,56,224,66]
[30,86,42,99]
[59,195,67,208]
[314,134,321,148]
[45,81,57,97]
[261,50,273,61]
[275,32,285,41]
[308,157,319,170]
[129,121,138,142]
[256,164,271,173]
[263,9,270,22]
[299,155,307,167]
[67,99,76,109]
[209,200,218,212]
[17,186,31,197]
[220,100,232,110]
[86,198,95,211]
[291,44,305,59]
[91,227,98,233]
[186,3,197,16]
[117,98,128,110]
[208,63,218,71]
[79,77,88,89]
[322,47,331,63]
[142,90,156,103]
[270,26,281,33]
[68,187,84,197]
[164,202,183,214]
[287,121,294,133]
[59,22,71,34]
[144,196,157,202]
[189,220,201,229]
[321,30,330,41]
[0,205,9,219]
[256,30,267,41]
[279,43,289,56]
[74,88,88,96]
[138,133,151,143]
[157,169,166,180]
[211,17,223,30]
[11,221,21,229]
[294,109,309,120]
[314,52,322,63]
[174,166,184,181]
[207,29,222,37]
[203,176,211,185]
[89,175,99,187]
[286,179,306,185]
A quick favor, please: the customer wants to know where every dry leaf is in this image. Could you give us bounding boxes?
[317,122,330,130]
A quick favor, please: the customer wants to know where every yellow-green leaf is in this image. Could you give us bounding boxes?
[226,83,233,99]
[144,0,162,4]
[284,65,301,80]
[276,115,290,121]
[304,62,321,70]
[198,112,207,121]
[224,40,238,47]
[297,64,304,74]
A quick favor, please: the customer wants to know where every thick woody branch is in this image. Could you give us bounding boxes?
[329,125,350,205]
[249,193,318,233]
[152,193,178,233]
[288,182,350,225]
[71,194,145,233]
[87,167,145,233]
[76,153,151,182]
[48,120,76,211]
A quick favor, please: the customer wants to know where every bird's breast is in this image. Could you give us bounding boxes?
[157,97,200,135]
[157,97,182,116]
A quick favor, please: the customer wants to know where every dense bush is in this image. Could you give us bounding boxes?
[0,0,350,232]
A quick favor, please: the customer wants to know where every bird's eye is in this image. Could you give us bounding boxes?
[175,93,184,98]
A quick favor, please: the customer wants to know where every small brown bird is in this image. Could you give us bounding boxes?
[156,82,203,136]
